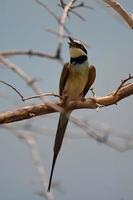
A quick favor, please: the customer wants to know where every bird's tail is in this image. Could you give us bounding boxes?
[47,112,70,192]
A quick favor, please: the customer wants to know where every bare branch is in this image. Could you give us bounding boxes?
[58,0,76,52]
[2,125,54,200]
[69,10,86,21]
[114,74,133,95]
[0,80,24,101]
[0,49,60,60]
[70,117,133,152]
[58,2,89,22]
[0,80,62,101]
[23,133,54,199]
[0,102,59,124]
[0,78,132,124]
[59,0,94,15]
[0,56,63,116]
[0,55,45,99]
[35,0,70,34]
[45,28,69,39]
[69,2,93,10]
[103,0,133,29]
[23,93,62,101]
[35,0,59,22]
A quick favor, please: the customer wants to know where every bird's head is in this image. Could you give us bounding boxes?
[68,37,87,58]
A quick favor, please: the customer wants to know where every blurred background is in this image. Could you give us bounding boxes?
[0,0,133,199]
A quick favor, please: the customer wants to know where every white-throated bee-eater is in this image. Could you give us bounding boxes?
[48,37,96,191]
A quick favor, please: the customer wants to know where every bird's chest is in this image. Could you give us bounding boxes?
[63,65,89,97]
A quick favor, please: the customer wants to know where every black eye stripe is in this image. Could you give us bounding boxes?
[74,43,87,54]
[81,46,87,54]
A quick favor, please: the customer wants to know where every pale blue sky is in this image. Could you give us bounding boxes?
[0,1,133,200]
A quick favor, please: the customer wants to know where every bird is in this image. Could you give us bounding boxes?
[47,37,96,192]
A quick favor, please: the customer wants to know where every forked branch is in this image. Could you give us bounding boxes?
[0,75,132,124]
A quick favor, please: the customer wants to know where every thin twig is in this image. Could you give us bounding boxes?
[0,80,24,101]
[35,0,58,21]
[59,0,94,18]
[114,74,133,95]
[35,0,70,33]
[45,28,69,39]
[58,3,87,21]
[23,93,62,101]
[0,55,46,101]
[0,80,62,101]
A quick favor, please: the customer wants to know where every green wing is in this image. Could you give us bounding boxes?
[83,65,96,97]
[59,62,70,96]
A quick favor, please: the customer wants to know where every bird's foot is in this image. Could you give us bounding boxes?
[90,87,96,97]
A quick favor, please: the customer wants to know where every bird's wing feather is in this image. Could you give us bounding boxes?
[59,62,70,96]
[83,65,96,97]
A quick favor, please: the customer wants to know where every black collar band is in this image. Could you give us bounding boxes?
[70,55,87,64]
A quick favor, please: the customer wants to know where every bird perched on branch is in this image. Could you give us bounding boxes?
[48,37,96,191]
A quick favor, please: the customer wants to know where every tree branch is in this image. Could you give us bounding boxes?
[2,125,54,200]
[103,0,133,29]
[0,50,60,60]
[0,55,45,100]
[0,55,64,117]
[0,80,132,124]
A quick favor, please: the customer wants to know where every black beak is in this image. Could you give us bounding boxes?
[68,37,75,47]
[68,37,88,54]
